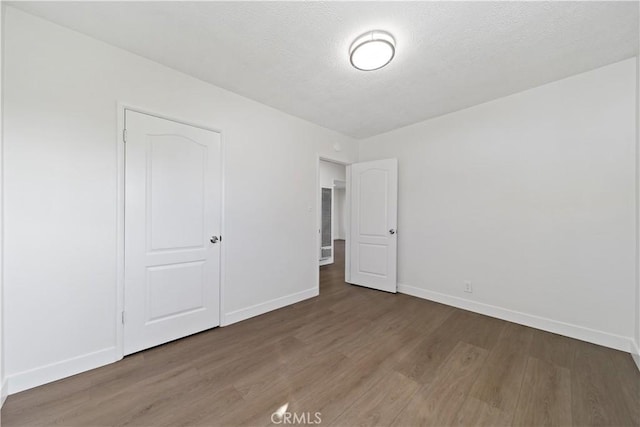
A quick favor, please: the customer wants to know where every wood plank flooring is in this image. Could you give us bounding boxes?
[3,240,639,426]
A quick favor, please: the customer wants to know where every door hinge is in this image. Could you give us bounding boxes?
[121,311,126,324]
[123,129,127,143]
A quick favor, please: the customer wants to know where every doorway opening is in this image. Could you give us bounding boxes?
[316,156,398,295]
[318,158,348,294]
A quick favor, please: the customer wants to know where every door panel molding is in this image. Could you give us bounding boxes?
[123,109,221,355]
[347,158,398,293]
[116,104,225,359]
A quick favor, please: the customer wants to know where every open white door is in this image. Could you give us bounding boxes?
[124,110,221,355]
[347,158,398,293]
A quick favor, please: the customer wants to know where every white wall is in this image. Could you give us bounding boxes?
[360,58,638,351]
[635,54,640,370]
[0,0,6,406]
[319,160,346,188]
[3,7,357,393]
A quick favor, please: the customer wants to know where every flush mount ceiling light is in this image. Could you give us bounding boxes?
[349,30,396,71]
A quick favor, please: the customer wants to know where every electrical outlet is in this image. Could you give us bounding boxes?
[464,281,473,293]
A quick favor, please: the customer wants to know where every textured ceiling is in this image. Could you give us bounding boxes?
[9,1,639,139]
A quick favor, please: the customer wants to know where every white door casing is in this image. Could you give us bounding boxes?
[124,110,221,355]
[347,159,398,293]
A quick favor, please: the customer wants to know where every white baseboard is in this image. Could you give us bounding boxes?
[222,287,318,326]
[1,379,7,407]
[398,284,634,353]
[319,257,334,267]
[6,288,319,394]
[632,341,640,372]
[7,347,118,395]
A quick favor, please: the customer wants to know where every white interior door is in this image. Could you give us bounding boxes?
[347,159,398,293]
[124,110,221,355]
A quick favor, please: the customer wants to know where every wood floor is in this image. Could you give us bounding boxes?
[3,240,639,426]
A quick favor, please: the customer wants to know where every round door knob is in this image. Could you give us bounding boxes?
[210,236,219,244]
[389,229,396,235]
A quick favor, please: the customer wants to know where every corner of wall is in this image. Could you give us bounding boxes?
[620,55,640,372]
[1,0,6,407]
[635,54,640,372]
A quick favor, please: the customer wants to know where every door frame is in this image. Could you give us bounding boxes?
[315,155,352,292]
[115,103,226,359]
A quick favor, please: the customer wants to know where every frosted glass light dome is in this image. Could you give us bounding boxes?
[349,31,396,71]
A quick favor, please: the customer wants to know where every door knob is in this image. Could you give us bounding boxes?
[210,236,219,244]
[389,229,396,235]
